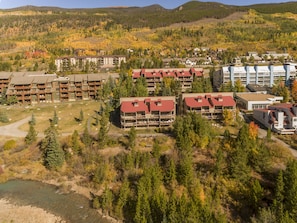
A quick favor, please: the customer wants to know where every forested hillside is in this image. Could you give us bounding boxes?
[1,3,297,222]
[1,2,297,72]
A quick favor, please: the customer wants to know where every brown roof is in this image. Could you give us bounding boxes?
[0,72,12,79]
[236,93,280,101]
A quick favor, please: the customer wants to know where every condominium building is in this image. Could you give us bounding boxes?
[55,55,126,72]
[120,96,176,129]
[182,92,236,120]
[5,72,119,104]
[253,103,297,134]
[132,68,204,94]
[0,72,12,94]
[219,64,296,87]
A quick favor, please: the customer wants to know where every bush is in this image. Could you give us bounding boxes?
[0,111,9,123]
[3,139,16,150]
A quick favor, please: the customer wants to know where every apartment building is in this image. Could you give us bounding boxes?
[132,68,204,94]
[55,55,126,72]
[253,103,297,134]
[0,72,13,94]
[218,64,296,87]
[120,96,176,129]
[5,72,119,104]
[182,92,236,120]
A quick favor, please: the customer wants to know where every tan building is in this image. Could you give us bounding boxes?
[235,93,283,111]
[120,96,176,129]
[0,72,12,95]
[6,72,119,104]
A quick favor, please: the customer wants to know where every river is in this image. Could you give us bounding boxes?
[0,179,111,223]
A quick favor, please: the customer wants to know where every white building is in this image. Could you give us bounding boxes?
[220,64,296,87]
[55,55,126,72]
[235,93,283,111]
[253,103,297,134]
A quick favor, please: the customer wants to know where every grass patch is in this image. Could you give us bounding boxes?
[1,101,105,135]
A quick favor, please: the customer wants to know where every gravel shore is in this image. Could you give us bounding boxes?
[0,199,66,223]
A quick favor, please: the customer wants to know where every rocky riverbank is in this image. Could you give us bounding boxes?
[0,199,66,223]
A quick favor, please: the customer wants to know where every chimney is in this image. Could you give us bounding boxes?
[196,96,202,102]
[157,99,162,106]
[133,100,139,107]
[218,95,223,102]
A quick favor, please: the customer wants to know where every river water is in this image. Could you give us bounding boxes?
[0,179,111,223]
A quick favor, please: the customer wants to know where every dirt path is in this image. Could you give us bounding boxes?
[0,116,31,137]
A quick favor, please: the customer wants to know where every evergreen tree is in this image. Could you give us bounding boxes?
[29,113,36,126]
[273,170,284,223]
[79,109,84,122]
[133,77,148,97]
[127,126,136,149]
[191,77,204,93]
[98,111,109,149]
[41,122,64,170]
[0,110,9,123]
[25,122,37,145]
[101,187,114,215]
[292,79,297,102]
[115,178,130,219]
[230,124,251,182]
[134,177,152,223]
[51,110,59,125]
[0,88,7,105]
[284,160,297,219]
[249,179,264,211]
[71,130,82,154]
[81,127,92,148]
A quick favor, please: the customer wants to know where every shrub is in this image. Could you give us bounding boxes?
[3,139,16,150]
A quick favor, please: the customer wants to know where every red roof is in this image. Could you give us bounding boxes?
[132,68,203,79]
[121,98,175,113]
[175,70,192,77]
[132,71,141,78]
[121,100,149,113]
[211,96,236,107]
[161,71,176,78]
[184,95,235,108]
[150,99,175,112]
[185,97,210,108]
[144,71,162,78]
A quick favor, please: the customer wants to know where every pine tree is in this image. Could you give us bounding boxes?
[249,179,264,211]
[115,178,130,219]
[291,79,297,102]
[230,124,251,182]
[273,170,284,223]
[98,111,109,149]
[41,122,64,170]
[51,110,59,125]
[284,160,297,219]
[71,130,82,154]
[79,109,84,122]
[29,113,36,125]
[134,178,152,223]
[101,187,114,215]
[25,122,37,145]
[81,127,92,148]
[127,126,136,149]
